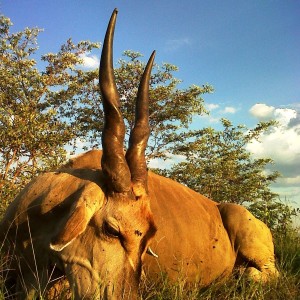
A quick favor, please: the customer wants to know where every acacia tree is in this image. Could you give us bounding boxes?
[0,16,99,211]
[166,118,280,204]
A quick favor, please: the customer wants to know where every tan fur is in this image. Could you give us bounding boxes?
[0,150,278,299]
[217,203,279,281]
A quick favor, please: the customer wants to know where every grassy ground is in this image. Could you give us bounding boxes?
[0,229,299,299]
[141,270,299,300]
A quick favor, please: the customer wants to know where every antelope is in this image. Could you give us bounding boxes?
[0,9,278,300]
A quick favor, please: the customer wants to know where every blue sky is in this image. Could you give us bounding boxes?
[1,1,300,210]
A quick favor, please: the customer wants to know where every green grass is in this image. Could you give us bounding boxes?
[141,270,299,300]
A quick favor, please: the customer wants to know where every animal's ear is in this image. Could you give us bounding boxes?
[50,183,104,251]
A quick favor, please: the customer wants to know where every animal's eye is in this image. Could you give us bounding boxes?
[103,221,120,238]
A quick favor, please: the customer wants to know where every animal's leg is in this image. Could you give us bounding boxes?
[239,247,279,282]
[243,266,275,282]
[237,222,279,282]
[218,203,279,282]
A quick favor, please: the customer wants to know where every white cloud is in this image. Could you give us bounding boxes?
[208,116,220,123]
[164,38,191,52]
[274,108,297,126]
[223,106,237,114]
[249,103,275,119]
[206,103,219,111]
[80,53,99,69]
[246,125,300,165]
[247,104,300,177]
[249,103,297,126]
[199,113,220,124]
[247,103,300,207]
[278,176,300,186]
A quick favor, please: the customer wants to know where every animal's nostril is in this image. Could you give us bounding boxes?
[134,229,142,236]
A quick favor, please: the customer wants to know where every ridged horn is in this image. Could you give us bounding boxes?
[99,9,131,193]
[126,51,155,196]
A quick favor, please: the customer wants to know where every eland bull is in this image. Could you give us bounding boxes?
[0,9,278,300]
